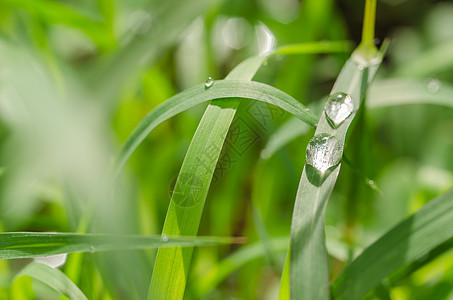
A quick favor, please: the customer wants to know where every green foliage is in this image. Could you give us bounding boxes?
[0,0,452,299]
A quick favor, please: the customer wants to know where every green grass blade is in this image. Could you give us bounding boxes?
[273,41,352,56]
[112,79,318,178]
[279,250,291,299]
[148,54,267,300]
[367,79,453,108]
[331,188,453,300]
[0,232,241,260]
[13,262,88,300]
[361,0,377,48]
[288,50,383,299]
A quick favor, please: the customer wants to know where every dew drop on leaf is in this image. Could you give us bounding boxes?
[324,92,354,128]
[305,133,343,186]
[162,234,169,242]
[205,77,214,88]
[427,78,441,93]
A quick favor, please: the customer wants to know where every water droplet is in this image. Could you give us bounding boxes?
[306,133,343,186]
[162,234,169,242]
[366,178,382,195]
[324,92,354,128]
[263,60,269,66]
[357,64,365,71]
[205,77,214,88]
[427,78,441,93]
[90,246,96,253]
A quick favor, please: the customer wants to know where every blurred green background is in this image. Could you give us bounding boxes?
[0,0,452,299]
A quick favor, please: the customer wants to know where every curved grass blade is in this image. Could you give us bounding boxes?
[148,54,268,300]
[0,232,242,260]
[112,79,318,178]
[13,262,88,300]
[331,188,453,300]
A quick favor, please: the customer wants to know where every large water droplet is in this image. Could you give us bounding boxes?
[324,92,354,128]
[427,78,441,93]
[205,77,214,88]
[306,133,343,186]
[162,234,169,242]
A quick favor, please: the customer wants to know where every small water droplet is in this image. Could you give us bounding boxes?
[357,64,365,71]
[324,92,354,128]
[263,60,269,66]
[90,246,96,253]
[427,78,441,93]
[306,133,343,186]
[162,234,169,242]
[205,77,214,88]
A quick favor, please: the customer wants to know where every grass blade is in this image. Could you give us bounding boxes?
[273,41,352,56]
[148,54,267,300]
[331,188,453,300]
[13,262,88,300]
[112,79,318,177]
[0,232,242,260]
[288,51,382,299]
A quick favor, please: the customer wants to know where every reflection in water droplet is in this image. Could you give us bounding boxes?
[205,77,214,88]
[90,246,96,253]
[162,234,169,242]
[427,78,441,93]
[324,92,354,128]
[306,133,343,186]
